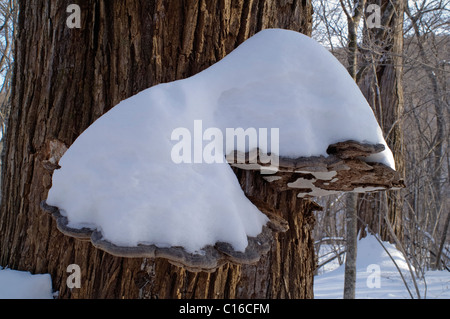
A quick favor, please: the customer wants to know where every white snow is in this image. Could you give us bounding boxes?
[0,267,53,299]
[314,235,450,299]
[47,28,395,254]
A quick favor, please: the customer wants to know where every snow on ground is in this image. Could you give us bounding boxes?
[46,28,395,255]
[0,267,53,299]
[314,235,450,299]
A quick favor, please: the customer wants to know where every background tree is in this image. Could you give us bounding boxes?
[0,0,317,299]
[357,0,406,242]
[0,0,17,145]
[312,0,449,282]
[320,0,406,299]
[339,0,366,300]
[402,0,449,270]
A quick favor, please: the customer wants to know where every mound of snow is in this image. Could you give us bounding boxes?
[0,267,53,299]
[314,235,450,299]
[47,29,394,254]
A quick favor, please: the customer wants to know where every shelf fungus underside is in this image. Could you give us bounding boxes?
[42,140,403,272]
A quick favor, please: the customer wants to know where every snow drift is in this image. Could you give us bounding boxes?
[314,235,450,299]
[46,29,395,255]
[0,267,53,299]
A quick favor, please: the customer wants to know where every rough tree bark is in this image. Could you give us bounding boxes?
[357,0,405,242]
[0,0,315,299]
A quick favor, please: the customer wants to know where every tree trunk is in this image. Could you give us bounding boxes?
[340,0,366,298]
[357,0,405,243]
[0,0,314,299]
[343,193,357,299]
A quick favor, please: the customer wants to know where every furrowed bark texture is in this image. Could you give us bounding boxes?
[0,0,314,299]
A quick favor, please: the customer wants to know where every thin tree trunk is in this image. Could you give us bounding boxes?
[343,193,358,299]
[340,0,366,299]
[0,0,314,299]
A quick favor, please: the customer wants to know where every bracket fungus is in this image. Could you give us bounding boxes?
[41,29,404,272]
[227,141,404,199]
